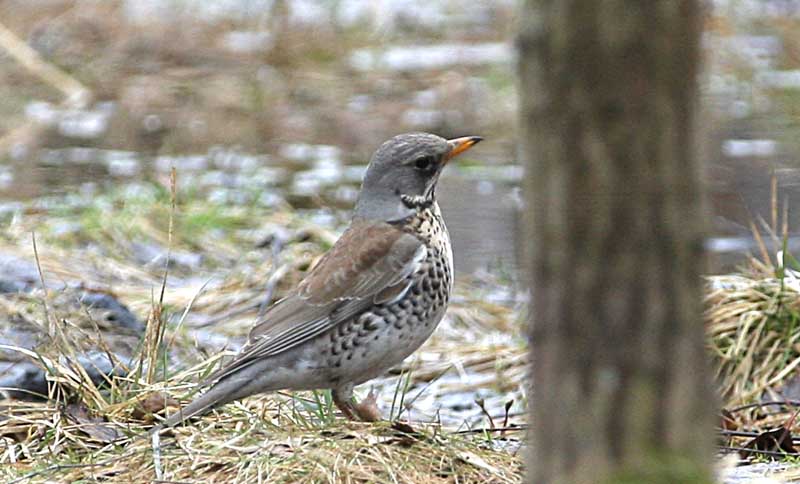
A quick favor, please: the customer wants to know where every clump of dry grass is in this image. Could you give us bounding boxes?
[706,260,800,407]
[706,201,800,411]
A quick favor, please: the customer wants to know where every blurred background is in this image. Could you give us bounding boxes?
[2,1,800,276]
[0,0,519,278]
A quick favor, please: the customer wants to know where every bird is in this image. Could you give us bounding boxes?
[160,132,482,428]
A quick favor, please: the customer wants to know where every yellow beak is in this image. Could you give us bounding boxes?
[445,136,483,163]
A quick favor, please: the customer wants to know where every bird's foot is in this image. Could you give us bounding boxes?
[334,399,358,421]
[332,387,381,422]
[352,388,381,422]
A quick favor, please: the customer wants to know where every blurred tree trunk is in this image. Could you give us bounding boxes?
[517,2,715,483]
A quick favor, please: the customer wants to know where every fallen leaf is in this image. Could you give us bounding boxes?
[740,427,797,460]
[64,403,120,443]
[132,392,179,420]
[458,450,502,476]
[721,409,737,431]
[390,421,416,435]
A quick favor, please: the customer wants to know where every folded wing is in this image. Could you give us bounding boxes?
[203,219,425,384]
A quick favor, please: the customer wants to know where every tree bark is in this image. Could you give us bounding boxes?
[517,2,715,483]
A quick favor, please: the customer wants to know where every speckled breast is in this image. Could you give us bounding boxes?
[322,203,454,386]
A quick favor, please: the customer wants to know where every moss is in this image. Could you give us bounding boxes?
[604,452,714,484]
[179,205,249,235]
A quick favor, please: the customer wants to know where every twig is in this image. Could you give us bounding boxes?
[160,168,177,307]
[502,400,513,430]
[719,445,797,458]
[454,425,527,435]
[257,237,285,318]
[144,168,176,384]
[152,431,163,480]
[399,364,453,417]
[190,299,258,328]
[719,428,800,446]
[771,170,777,232]
[727,400,800,413]
[31,232,52,337]
[719,429,762,438]
[474,398,495,429]
[192,262,291,328]
[166,278,213,350]
[0,20,89,104]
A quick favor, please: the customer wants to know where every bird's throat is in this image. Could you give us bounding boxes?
[400,193,434,211]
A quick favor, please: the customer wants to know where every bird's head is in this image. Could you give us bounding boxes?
[354,132,482,222]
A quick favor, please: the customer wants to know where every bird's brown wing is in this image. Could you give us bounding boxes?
[202,219,425,384]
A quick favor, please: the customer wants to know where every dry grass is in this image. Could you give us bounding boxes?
[707,262,800,407]
[706,200,800,411]
[0,182,526,482]
[1,367,522,483]
[706,208,800,463]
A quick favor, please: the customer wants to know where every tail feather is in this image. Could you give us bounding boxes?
[160,376,243,428]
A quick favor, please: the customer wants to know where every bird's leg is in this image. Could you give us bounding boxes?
[332,385,382,422]
[332,385,358,421]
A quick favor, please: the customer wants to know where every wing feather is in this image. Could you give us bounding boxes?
[203,220,424,384]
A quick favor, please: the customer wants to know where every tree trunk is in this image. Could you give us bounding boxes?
[517,2,716,483]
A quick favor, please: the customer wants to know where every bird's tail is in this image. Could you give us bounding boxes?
[158,375,244,429]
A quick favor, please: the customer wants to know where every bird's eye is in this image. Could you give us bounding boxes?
[414,156,435,171]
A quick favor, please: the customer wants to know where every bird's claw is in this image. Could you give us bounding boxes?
[353,388,381,422]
